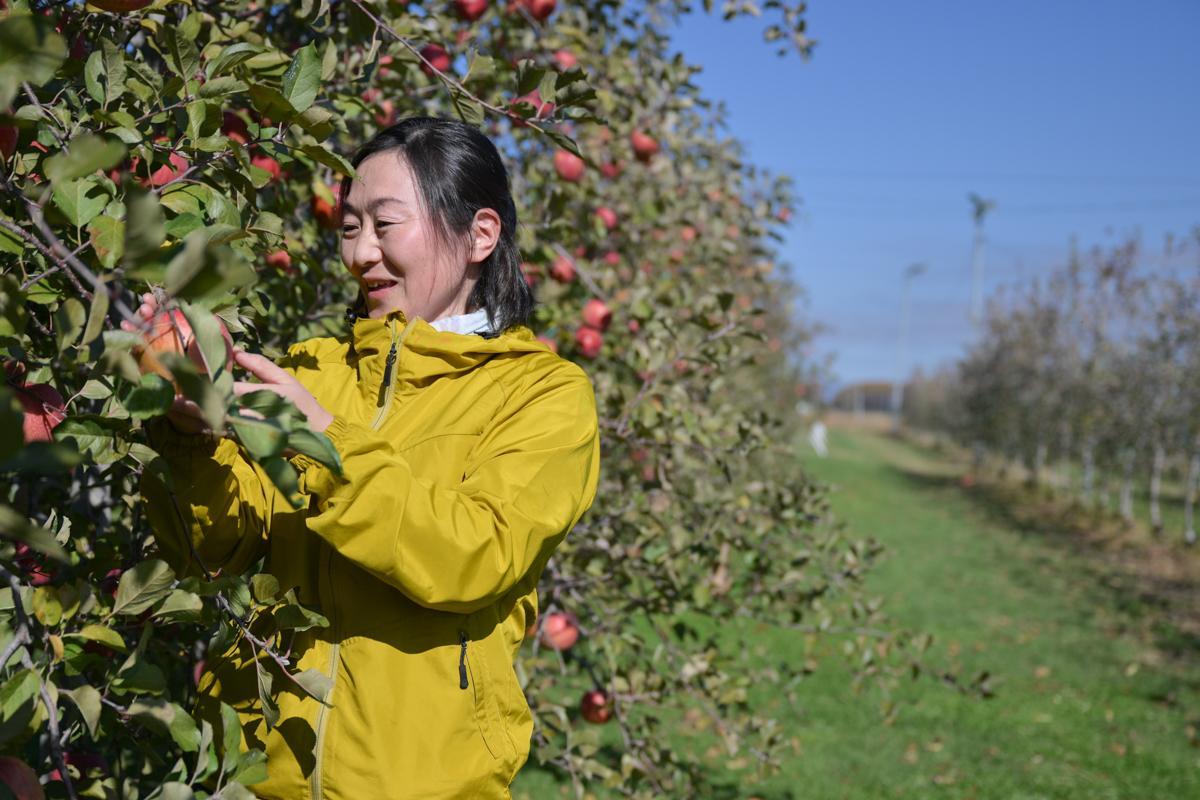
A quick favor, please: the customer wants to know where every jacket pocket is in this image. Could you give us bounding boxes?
[459,629,506,760]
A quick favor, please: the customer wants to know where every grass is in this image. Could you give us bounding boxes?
[512,427,1200,799]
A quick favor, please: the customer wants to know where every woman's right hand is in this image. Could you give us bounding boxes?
[120,293,209,435]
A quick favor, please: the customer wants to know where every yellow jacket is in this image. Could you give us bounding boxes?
[140,312,601,799]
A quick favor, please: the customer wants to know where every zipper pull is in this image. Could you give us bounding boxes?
[377,341,398,407]
[458,632,469,689]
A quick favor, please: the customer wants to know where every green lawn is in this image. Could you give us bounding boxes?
[513,428,1200,798]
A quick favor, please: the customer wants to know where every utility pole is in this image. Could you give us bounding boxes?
[968,193,996,326]
[892,262,926,432]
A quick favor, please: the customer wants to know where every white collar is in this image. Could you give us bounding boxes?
[427,307,494,336]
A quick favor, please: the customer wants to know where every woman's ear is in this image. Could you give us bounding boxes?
[469,208,503,264]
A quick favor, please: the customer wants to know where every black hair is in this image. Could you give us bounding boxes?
[339,117,535,335]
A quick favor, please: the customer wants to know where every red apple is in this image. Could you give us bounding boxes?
[265,249,293,272]
[553,150,585,182]
[136,309,234,379]
[0,126,17,160]
[520,262,539,287]
[627,319,640,333]
[594,206,618,231]
[420,44,451,77]
[630,130,659,163]
[599,160,622,179]
[455,0,488,21]
[511,89,554,122]
[549,255,576,283]
[378,54,394,73]
[250,154,280,182]
[579,689,613,724]
[89,0,153,11]
[133,150,189,188]
[538,611,579,650]
[99,567,122,597]
[552,49,577,70]
[680,225,697,243]
[13,543,52,587]
[48,750,107,784]
[777,207,792,223]
[222,111,249,144]
[575,326,603,359]
[582,299,611,331]
[193,658,206,687]
[0,757,43,800]
[15,383,66,443]
[520,0,555,21]
[374,98,397,127]
[312,190,340,229]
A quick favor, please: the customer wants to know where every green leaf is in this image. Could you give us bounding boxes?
[229,415,285,460]
[89,215,125,268]
[165,232,255,302]
[281,43,321,113]
[80,284,109,346]
[297,143,355,178]
[74,623,128,653]
[180,301,231,379]
[219,701,241,772]
[152,588,203,622]
[198,76,248,99]
[207,43,264,79]
[53,415,129,464]
[161,25,200,84]
[291,668,333,704]
[464,53,497,86]
[259,456,302,508]
[52,176,110,227]
[112,559,175,616]
[287,427,342,476]
[254,660,279,731]
[62,685,102,739]
[31,586,62,626]
[0,503,67,561]
[0,15,66,110]
[250,574,280,605]
[449,87,484,127]
[122,373,175,420]
[128,698,201,752]
[236,389,291,419]
[124,189,167,264]
[229,749,268,786]
[44,134,126,185]
[0,669,40,746]
[54,297,86,351]
[271,602,328,632]
[516,61,547,95]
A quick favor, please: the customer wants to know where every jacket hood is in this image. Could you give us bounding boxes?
[349,311,551,393]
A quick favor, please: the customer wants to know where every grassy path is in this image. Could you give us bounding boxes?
[514,428,1200,798]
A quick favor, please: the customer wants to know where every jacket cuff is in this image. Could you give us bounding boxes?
[292,415,352,499]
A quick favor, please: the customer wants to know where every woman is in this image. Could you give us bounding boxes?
[138,117,601,799]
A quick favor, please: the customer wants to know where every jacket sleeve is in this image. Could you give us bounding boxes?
[290,367,601,614]
[139,420,277,579]
[138,343,319,578]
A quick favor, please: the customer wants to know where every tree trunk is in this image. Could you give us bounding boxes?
[1149,442,1165,534]
[1185,438,1200,546]
[1033,441,1047,487]
[1119,451,1135,523]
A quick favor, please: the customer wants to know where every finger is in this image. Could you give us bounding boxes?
[232,381,286,397]
[233,351,293,383]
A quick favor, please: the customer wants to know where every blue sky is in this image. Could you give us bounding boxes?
[668,1,1200,387]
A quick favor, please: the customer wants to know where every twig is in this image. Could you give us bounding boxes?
[549,242,608,302]
[0,565,80,800]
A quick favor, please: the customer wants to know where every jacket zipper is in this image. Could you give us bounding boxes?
[311,317,410,799]
[459,631,470,690]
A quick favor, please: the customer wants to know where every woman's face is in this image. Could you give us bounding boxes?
[340,152,496,322]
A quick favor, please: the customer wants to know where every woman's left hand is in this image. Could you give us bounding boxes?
[233,350,334,433]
